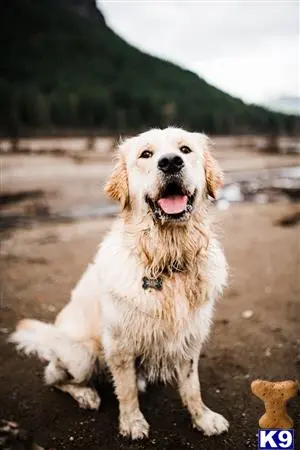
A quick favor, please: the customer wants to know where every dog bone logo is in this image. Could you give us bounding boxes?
[142,276,163,291]
[251,379,298,429]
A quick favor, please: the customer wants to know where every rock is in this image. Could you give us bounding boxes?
[242,310,254,319]
[265,347,272,357]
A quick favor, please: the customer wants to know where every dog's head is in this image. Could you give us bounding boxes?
[105,128,223,224]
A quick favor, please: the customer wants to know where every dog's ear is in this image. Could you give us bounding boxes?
[104,153,129,210]
[203,141,223,199]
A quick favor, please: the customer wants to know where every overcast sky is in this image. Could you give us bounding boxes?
[98,0,299,105]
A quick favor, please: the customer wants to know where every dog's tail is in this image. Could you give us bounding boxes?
[9,319,96,383]
[9,319,72,361]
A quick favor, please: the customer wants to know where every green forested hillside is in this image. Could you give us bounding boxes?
[0,0,298,136]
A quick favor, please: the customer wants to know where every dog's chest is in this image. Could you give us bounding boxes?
[119,294,213,382]
[100,253,210,343]
[97,233,223,381]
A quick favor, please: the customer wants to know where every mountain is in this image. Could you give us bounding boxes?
[49,0,106,23]
[0,0,299,136]
[265,96,300,115]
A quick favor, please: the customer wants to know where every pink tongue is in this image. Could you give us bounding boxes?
[158,195,188,214]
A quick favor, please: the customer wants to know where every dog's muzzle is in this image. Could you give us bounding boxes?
[146,177,196,223]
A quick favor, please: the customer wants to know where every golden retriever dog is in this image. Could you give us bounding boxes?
[10,127,229,440]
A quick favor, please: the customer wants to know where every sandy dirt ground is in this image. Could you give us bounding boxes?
[0,146,299,450]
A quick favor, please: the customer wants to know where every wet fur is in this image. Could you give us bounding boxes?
[10,127,229,439]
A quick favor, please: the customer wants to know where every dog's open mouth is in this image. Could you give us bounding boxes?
[146,181,196,221]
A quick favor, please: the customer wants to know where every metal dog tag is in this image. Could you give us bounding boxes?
[142,276,163,291]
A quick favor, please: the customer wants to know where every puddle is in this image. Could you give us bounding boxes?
[0,166,299,230]
[217,166,300,210]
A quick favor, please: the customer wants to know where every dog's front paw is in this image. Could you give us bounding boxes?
[193,407,229,436]
[120,411,149,440]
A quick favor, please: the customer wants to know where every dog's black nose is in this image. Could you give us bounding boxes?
[158,154,184,174]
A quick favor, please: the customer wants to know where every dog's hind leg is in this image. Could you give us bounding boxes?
[56,383,101,410]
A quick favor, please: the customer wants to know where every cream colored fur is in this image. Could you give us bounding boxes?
[10,127,229,439]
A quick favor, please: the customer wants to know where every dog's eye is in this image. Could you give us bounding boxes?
[179,145,192,154]
[140,150,153,159]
